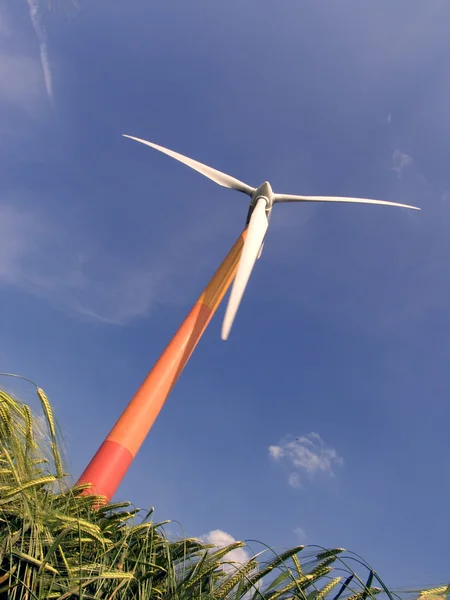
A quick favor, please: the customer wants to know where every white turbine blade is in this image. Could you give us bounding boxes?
[256,241,265,260]
[274,194,420,211]
[221,198,269,341]
[256,210,271,260]
[123,134,254,195]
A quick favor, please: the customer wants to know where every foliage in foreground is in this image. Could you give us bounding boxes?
[0,380,447,600]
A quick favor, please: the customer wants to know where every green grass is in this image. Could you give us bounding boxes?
[0,378,447,599]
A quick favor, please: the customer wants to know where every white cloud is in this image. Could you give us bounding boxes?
[269,433,343,489]
[392,149,413,179]
[293,527,307,544]
[268,445,284,460]
[200,530,250,573]
[288,472,301,489]
[26,0,53,103]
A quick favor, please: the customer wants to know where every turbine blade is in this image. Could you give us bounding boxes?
[256,241,265,260]
[274,194,420,211]
[221,198,269,341]
[256,210,271,260]
[123,135,254,195]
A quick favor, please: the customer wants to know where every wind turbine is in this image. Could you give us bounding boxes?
[76,135,420,503]
[123,135,420,340]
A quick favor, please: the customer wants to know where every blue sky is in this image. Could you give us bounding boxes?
[1,0,449,588]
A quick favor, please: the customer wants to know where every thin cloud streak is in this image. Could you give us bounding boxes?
[26,0,53,103]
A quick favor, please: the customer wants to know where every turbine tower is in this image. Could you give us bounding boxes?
[77,135,420,502]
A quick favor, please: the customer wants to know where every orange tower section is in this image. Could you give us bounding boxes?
[77,229,247,501]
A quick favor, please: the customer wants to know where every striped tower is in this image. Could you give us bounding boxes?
[77,229,248,501]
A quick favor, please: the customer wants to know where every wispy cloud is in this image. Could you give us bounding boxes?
[293,527,307,544]
[0,201,236,326]
[25,0,53,103]
[1,202,84,271]
[0,202,155,324]
[392,149,413,179]
[0,54,41,113]
[269,433,343,489]
[0,204,46,283]
[0,7,43,115]
[287,472,301,489]
[268,445,284,460]
[200,530,250,573]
